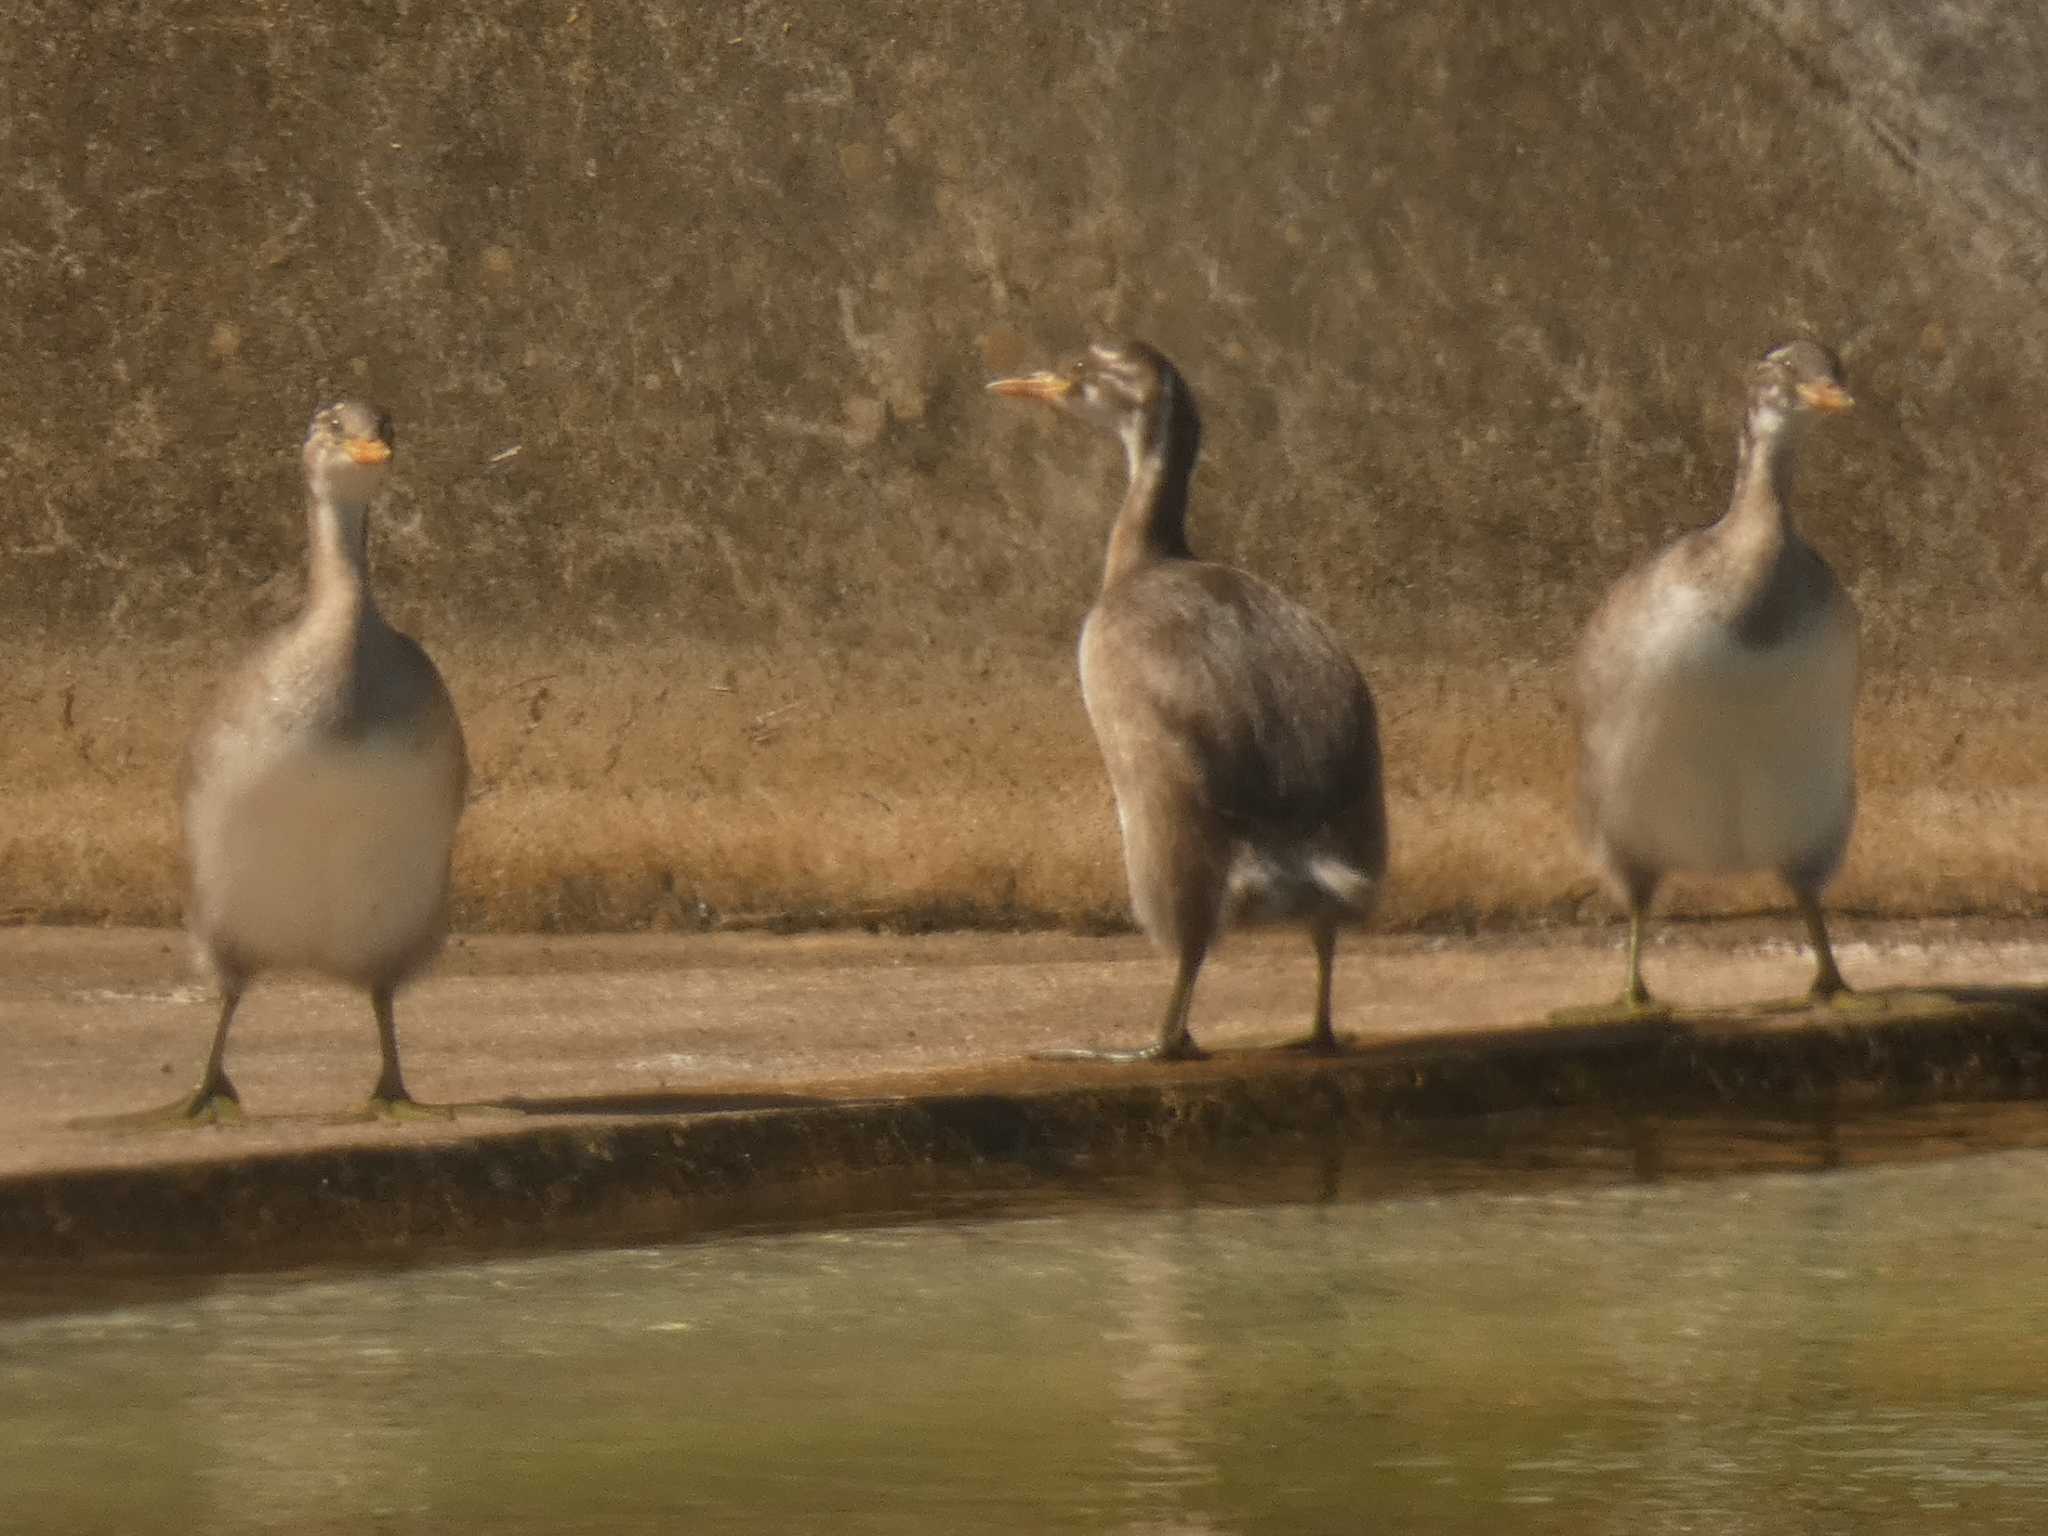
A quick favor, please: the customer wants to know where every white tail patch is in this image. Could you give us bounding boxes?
[1306,854,1377,910]
[1225,846,1377,923]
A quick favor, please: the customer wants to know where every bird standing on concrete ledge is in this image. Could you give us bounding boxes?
[1572,340,1857,1014]
[990,340,1386,1061]
[177,401,469,1118]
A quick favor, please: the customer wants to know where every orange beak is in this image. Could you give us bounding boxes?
[1796,380,1854,414]
[986,372,1077,403]
[345,437,394,465]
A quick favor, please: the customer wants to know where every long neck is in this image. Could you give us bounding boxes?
[1101,378,1200,591]
[305,489,375,618]
[1718,402,1803,555]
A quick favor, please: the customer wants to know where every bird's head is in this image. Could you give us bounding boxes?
[1748,340,1853,432]
[302,399,397,503]
[987,339,1193,467]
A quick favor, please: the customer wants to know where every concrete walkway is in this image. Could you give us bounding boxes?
[3,921,2047,1270]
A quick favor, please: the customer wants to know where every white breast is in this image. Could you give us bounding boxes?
[1586,584,1856,876]
[187,734,459,986]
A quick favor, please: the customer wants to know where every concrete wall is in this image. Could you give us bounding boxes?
[6,0,2048,670]
[8,1,2048,931]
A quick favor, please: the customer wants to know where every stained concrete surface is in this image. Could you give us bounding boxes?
[3,920,2048,1273]
[2,917,2039,1176]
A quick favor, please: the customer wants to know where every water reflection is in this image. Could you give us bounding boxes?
[1106,1218,1223,1534]
[4,1134,2048,1533]
[183,1284,428,1529]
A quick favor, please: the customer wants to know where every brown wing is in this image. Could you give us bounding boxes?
[1081,562,1381,837]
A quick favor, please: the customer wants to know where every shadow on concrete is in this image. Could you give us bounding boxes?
[1918,983,2048,1010]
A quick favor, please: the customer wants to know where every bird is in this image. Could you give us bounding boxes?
[989,340,1386,1060]
[175,400,469,1118]
[1571,340,1857,1014]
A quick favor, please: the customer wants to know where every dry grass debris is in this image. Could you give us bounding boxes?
[2,639,2045,936]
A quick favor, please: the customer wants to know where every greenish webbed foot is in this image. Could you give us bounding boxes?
[1275,1031,1346,1057]
[1548,995,1676,1028]
[149,1070,242,1126]
[1813,987,1957,1017]
[1031,1041,1210,1064]
[178,1088,245,1125]
[1875,988,1965,1015]
[92,1085,245,1132]
[360,1094,457,1123]
[1750,974,1875,1014]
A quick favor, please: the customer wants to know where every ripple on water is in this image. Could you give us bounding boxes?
[2,1141,2047,1533]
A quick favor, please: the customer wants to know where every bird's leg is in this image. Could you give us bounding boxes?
[364,987,451,1120]
[173,980,245,1123]
[1153,943,1208,1060]
[1033,942,1210,1063]
[1794,887,1851,1001]
[1790,876,1955,1013]
[1551,880,1671,1026]
[1621,903,1654,1008]
[1279,918,1343,1054]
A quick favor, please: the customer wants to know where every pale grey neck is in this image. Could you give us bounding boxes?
[306,492,376,614]
[1102,394,1196,590]
[1724,406,1804,534]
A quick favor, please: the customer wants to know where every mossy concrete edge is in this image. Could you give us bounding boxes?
[4,992,2046,1273]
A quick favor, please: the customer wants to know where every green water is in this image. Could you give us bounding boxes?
[4,1145,2047,1534]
